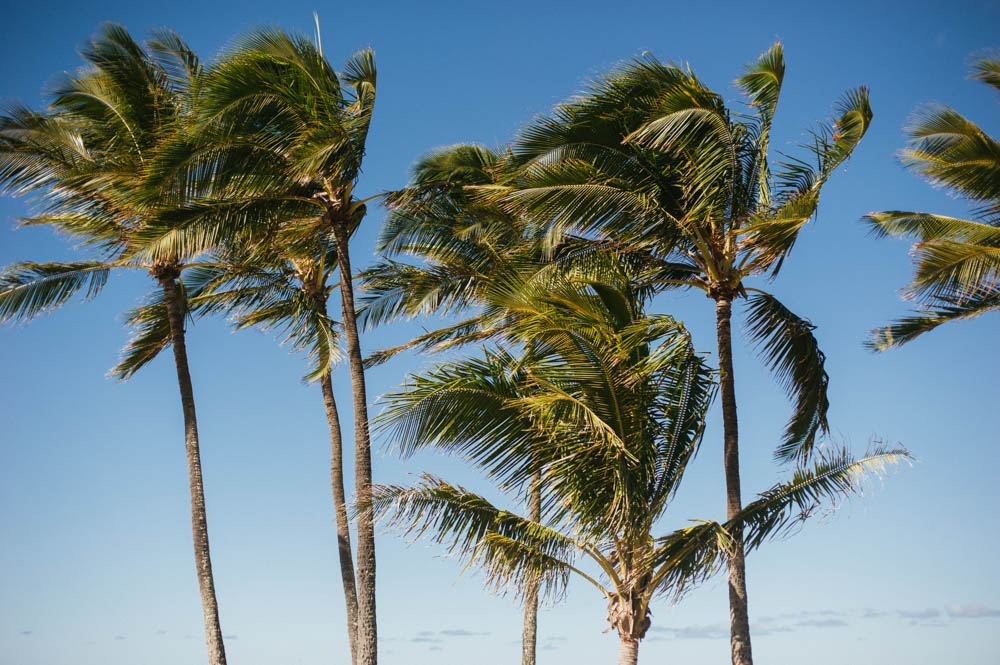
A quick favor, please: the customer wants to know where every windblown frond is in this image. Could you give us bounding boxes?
[744,293,830,462]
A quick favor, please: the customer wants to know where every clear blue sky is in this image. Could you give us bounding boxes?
[1,1,998,664]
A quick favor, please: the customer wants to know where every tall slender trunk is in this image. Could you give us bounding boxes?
[715,298,752,665]
[521,471,542,665]
[617,637,639,665]
[159,275,227,665]
[320,369,359,665]
[330,215,378,665]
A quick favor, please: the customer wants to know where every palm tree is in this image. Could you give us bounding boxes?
[866,55,1000,348]
[0,25,229,665]
[167,230,362,664]
[371,275,908,665]
[502,44,872,664]
[363,144,652,664]
[139,29,381,664]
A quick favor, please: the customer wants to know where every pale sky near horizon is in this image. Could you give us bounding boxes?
[2,1,999,664]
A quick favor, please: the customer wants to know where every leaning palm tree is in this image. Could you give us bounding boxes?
[502,44,872,664]
[0,25,228,665]
[866,55,1000,348]
[174,231,362,664]
[138,29,381,664]
[371,275,908,665]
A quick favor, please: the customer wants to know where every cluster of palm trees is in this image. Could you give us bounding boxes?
[0,21,994,665]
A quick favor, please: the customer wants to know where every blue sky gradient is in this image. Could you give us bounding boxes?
[1,1,998,664]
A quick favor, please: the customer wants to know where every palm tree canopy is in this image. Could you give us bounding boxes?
[484,44,869,462]
[138,29,377,264]
[866,55,1000,349]
[0,24,204,377]
[371,274,910,638]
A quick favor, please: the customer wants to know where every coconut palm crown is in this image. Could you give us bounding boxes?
[370,274,909,665]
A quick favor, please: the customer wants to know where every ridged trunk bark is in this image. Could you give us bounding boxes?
[521,471,542,665]
[617,637,639,665]
[715,298,753,665]
[320,369,359,665]
[330,215,378,665]
[159,275,227,665]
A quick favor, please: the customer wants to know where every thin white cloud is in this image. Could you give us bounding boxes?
[897,608,940,620]
[946,604,1000,619]
[796,618,849,628]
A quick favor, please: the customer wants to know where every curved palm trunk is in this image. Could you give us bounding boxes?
[320,370,360,665]
[330,215,378,665]
[715,298,752,665]
[159,275,227,665]
[521,471,542,665]
[617,637,639,665]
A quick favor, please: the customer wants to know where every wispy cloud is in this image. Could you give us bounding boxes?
[862,608,888,619]
[440,629,490,637]
[796,618,848,628]
[897,608,940,620]
[653,623,729,639]
[539,636,567,650]
[410,636,442,644]
[751,621,794,636]
[18,630,32,636]
[779,609,846,619]
[946,604,1000,619]
[114,635,126,641]
[897,608,947,627]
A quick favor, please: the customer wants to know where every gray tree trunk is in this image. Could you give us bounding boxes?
[715,298,753,665]
[159,275,227,665]
[330,216,378,665]
[617,637,639,665]
[521,471,542,665]
[320,370,359,665]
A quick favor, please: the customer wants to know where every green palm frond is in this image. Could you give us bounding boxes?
[648,445,910,601]
[866,211,1000,244]
[0,261,112,323]
[744,293,830,462]
[368,476,580,599]
[734,445,911,550]
[111,289,178,380]
[971,55,1000,93]
[901,104,1000,207]
[908,239,1000,301]
[869,56,999,348]
[867,286,1000,350]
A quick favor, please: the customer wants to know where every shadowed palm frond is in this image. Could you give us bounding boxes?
[744,292,830,462]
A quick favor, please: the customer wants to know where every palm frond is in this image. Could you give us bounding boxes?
[744,293,830,462]
[734,445,912,551]
[0,261,112,323]
[867,286,1000,350]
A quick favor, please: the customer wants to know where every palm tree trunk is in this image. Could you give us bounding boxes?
[715,297,752,665]
[159,275,227,665]
[617,637,639,665]
[521,471,541,665]
[330,215,378,665]
[320,370,360,665]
